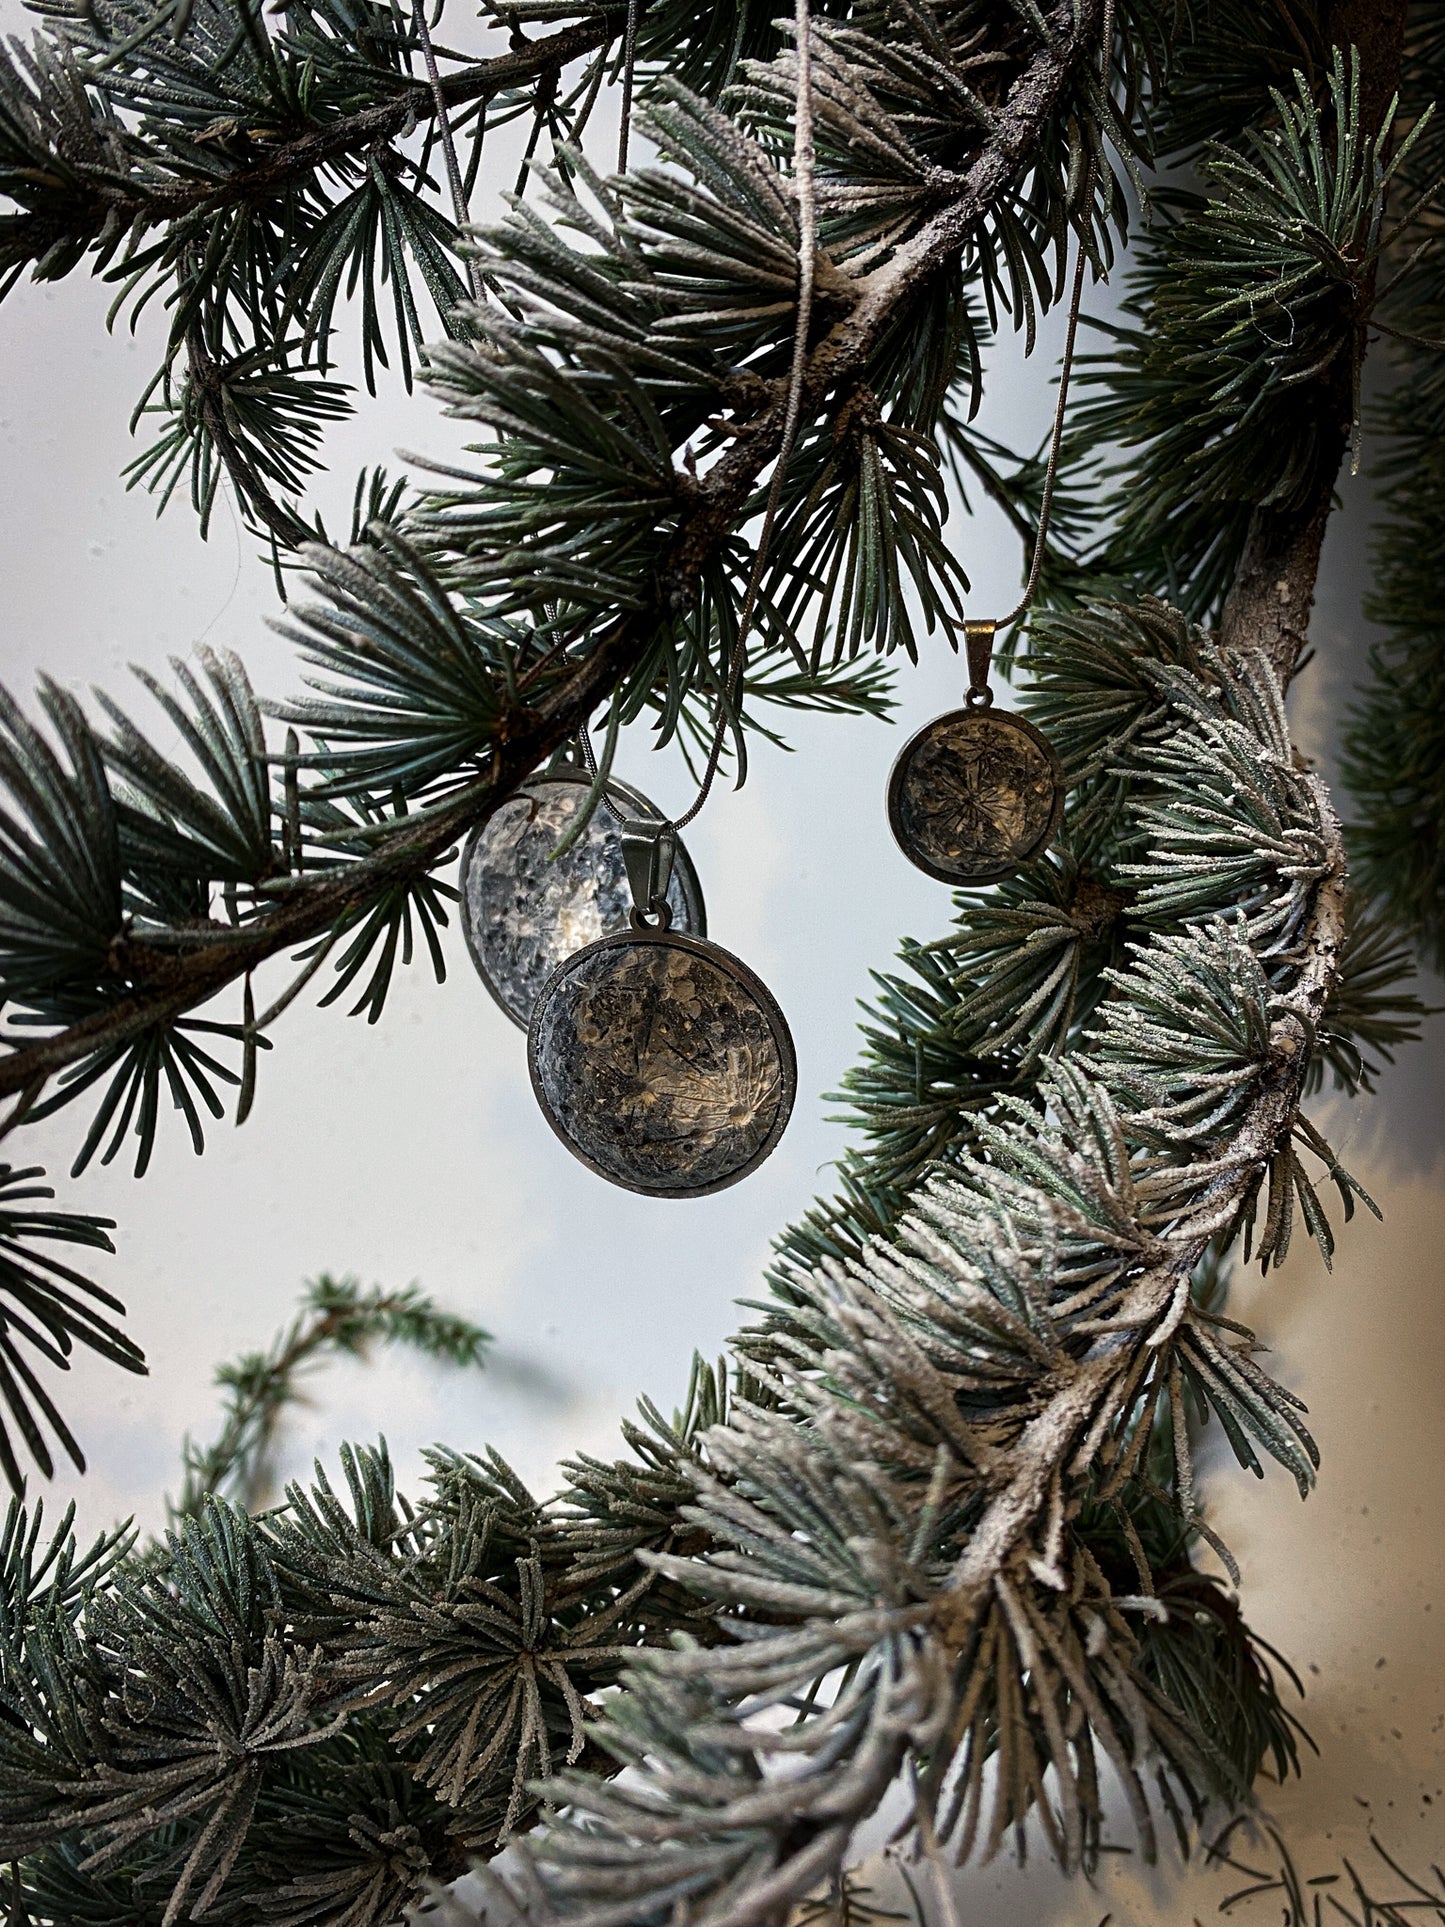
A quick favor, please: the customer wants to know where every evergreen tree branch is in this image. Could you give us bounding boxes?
[0,602,637,1106]
[0,0,1109,1122]
[936,813,1344,1634]
[172,1273,491,1519]
[1218,0,1410,674]
[2,0,706,542]
[2,13,617,241]
[0,6,1430,1921]
[0,1166,143,1491]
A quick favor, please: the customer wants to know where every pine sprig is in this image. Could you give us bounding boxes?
[0,1357,733,1915]
[172,1273,492,1519]
[0,0,649,537]
[0,1167,143,1490]
[1065,51,1435,620]
[0,0,1119,1186]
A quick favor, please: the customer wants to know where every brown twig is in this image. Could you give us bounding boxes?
[21,16,618,232]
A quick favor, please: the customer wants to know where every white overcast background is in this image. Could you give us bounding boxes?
[0,12,1442,1915]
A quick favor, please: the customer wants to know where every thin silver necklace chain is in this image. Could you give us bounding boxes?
[970,0,1114,698]
[582,0,817,832]
[584,0,1113,808]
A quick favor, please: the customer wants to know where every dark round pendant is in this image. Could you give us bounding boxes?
[887,706,1064,885]
[527,922,796,1198]
[460,773,705,1029]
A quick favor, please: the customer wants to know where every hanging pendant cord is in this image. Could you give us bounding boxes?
[591,0,1111,796]
[583,0,816,832]
[997,228,1090,630]
[980,0,1113,675]
[411,0,487,303]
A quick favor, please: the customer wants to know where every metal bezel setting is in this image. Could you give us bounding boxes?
[887,705,1065,885]
[460,771,707,1029]
[526,925,797,1199]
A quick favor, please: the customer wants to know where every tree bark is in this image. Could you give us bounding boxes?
[1217,0,1409,679]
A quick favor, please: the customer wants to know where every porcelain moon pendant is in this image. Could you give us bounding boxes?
[527,923,796,1198]
[888,707,1064,885]
[460,773,705,1029]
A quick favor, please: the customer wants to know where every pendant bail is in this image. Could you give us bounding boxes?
[620,817,676,917]
[965,619,997,708]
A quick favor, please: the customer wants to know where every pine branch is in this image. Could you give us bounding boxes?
[0,0,625,543]
[0,1166,143,1491]
[0,597,630,1107]
[1219,0,1410,674]
[0,7,1430,1922]
[0,1364,732,1912]
[172,1273,491,1518]
[0,0,1110,1122]
[2,0,803,542]
[2,13,617,238]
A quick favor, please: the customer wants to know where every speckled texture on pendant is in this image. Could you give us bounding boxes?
[527,929,795,1197]
[460,775,705,1028]
[888,707,1064,884]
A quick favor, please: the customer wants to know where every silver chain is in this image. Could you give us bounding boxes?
[971,0,1114,696]
[582,0,817,837]
[590,0,1114,808]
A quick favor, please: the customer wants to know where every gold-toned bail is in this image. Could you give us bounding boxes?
[965,620,998,707]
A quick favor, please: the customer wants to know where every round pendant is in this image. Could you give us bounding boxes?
[887,706,1064,885]
[460,773,705,1029]
[527,922,796,1198]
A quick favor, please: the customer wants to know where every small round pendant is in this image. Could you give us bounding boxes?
[460,773,705,1029]
[528,922,796,1198]
[887,706,1064,885]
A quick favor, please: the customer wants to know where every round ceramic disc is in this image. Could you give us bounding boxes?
[527,928,796,1198]
[887,707,1064,885]
[460,774,705,1029]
